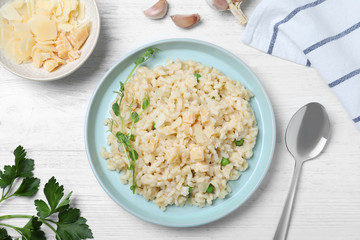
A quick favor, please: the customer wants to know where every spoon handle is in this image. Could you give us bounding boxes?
[273,161,303,240]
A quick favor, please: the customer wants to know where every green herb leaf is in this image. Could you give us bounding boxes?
[0,228,12,240]
[142,96,150,110]
[129,134,135,141]
[206,184,214,193]
[20,216,46,240]
[120,82,125,92]
[114,82,125,98]
[188,186,193,194]
[112,102,120,116]
[221,157,229,166]
[58,208,80,224]
[129,150,138,161]
[57,217,93,240]
[234,138,244,146]
[152,122,156,130]
[143,48,154,57]
[35,199,51,219]
[134,48,160,66]
[131,112,139,123]
[55,191,72,213]
[134,57,145,65]
[13,177,40,197]
[143,47,160,57]
[24,216,42,230]
[13,145,26,166]
[43,177,64,212]
[13,146,34,178]
[194,73,201,83]
[16,158,34,178]
[211,96,215,99]
[0,165,16,189]
[116,132,131,148]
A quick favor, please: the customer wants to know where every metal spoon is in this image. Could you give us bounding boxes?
[273,102,330,240]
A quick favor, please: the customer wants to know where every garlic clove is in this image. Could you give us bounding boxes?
[206,0,242,11]
[206,0,229,11]
[170,14,200,29]
[143,0,168,20]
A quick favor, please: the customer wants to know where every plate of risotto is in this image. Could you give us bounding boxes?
[85,38,276,227]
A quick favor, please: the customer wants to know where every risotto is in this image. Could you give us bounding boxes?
[101,59,258,210]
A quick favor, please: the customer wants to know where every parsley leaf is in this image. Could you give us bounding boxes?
[57,217,93,240]
[37,177,72,217]
[0,165,16,189]
[14,146,34,178]
[58,208,80,224]
[35,199,51,219]
[14,177,40,197]
[13,145,26,166]
[43,177,65,213]
[0,145,38,203]
[20,217,46,240]
[56,191,73,213]
[16,157,34,178]
[0,228,12,240]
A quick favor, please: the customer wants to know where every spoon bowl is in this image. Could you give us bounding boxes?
[286,102,331,162]
[274,102,330,240]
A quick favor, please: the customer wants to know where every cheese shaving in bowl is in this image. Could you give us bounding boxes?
[0,0,91,72]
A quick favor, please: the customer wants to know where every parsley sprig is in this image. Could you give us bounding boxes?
[111,47,159,194]
[0,146,93,240]
[0,146,39,203]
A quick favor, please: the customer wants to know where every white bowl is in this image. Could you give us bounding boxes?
[0,0,100,81]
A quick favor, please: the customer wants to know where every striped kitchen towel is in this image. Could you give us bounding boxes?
[242,0,360,129]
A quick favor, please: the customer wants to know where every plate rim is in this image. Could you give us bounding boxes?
[0,0,101,81]
[84,38,276,227]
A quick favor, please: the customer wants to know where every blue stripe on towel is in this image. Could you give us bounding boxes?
[328,68,360,88]
[306,59,311,67]
[304,21,360,54]
[353,116,360,123]
[267,0,326,54]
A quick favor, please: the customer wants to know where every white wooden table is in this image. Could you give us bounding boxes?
[1,0,360,239]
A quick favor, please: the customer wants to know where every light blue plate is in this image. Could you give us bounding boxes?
[85,38,276,227]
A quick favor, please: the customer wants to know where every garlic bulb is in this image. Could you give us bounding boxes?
[171,14,201,29]
[206,0,247,24]
[143,0,168,20]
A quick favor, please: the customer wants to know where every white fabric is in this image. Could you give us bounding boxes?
[242,0,360,129]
